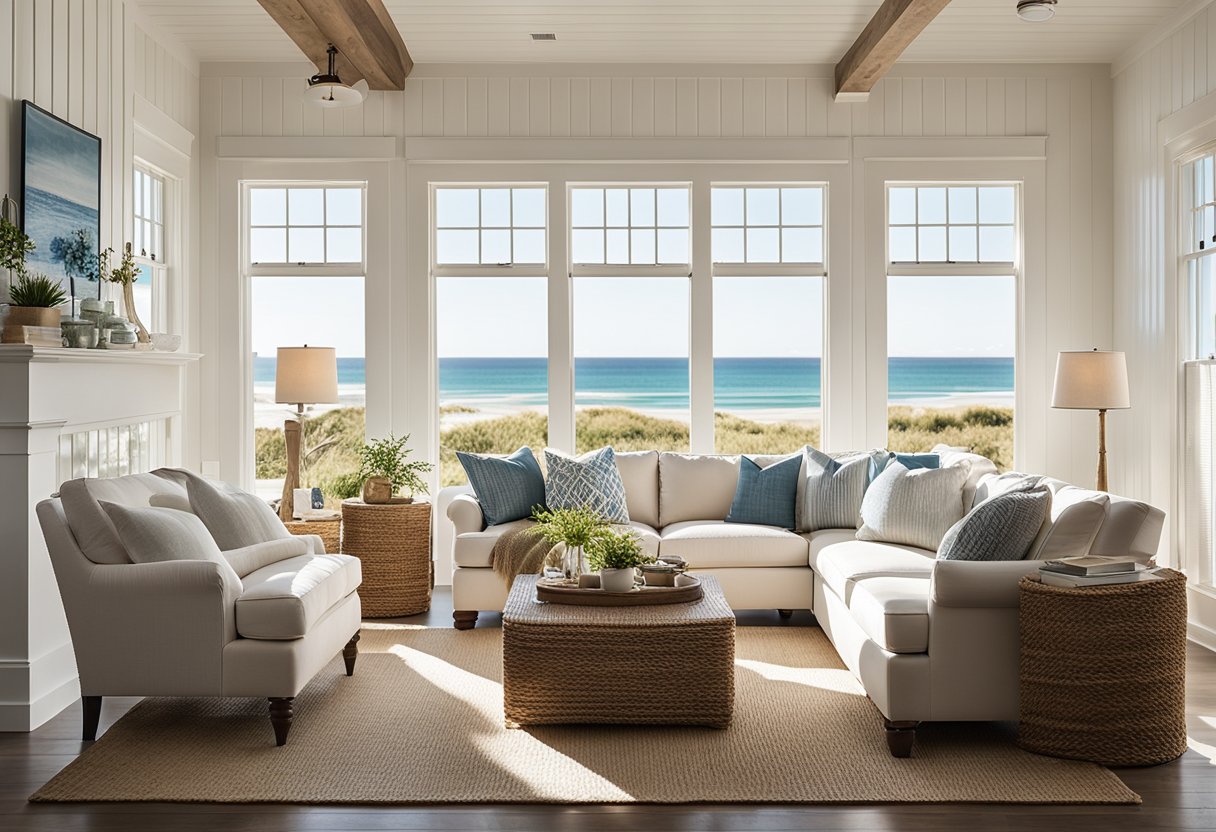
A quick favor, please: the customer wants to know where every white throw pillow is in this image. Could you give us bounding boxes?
[184,472,292,551]
[658,453,741,525]
[1028,486,1110,560]
[857,461,970,551]
[972,472,1043,507]
[931,444,999,512]
[99,502,229,567]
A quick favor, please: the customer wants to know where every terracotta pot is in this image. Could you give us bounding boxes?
[361,476,394,504]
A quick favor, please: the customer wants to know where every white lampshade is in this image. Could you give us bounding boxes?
[275,346,338,406]
[1052,350,1130,410]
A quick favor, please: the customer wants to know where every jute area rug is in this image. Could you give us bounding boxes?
[32,624,1138,805]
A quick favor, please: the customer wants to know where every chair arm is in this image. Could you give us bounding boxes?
[298,533,326,554]
[446,492,485,535]
[930,559,1043,609]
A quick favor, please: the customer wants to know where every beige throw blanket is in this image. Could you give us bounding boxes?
[491,526,561,584]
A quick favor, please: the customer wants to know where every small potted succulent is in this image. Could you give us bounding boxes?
[356,433,433,504]
[586,529,654,592]
[526,506,610,580]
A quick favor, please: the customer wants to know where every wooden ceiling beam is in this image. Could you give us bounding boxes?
[255,0,412,91]
[834,0,952,102]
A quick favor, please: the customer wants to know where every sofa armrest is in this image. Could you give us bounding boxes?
[446,492,485,536]
[930,559,1043,609]
[298,533,326,555]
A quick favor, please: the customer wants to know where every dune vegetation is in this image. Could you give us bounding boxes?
[255,404,1013,496]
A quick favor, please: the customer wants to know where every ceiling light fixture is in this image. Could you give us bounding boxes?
[1015,0,1057,22]
[531,33,557,40]
[303,44,364,108]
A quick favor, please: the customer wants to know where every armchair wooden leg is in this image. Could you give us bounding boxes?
[777,609,794,619]
[343,631,361,677]
[268,697,294,747]
[884,718,919,758]
[82,696,102,742]
[453,610,478,631]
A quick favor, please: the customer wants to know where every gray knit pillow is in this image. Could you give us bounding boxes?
[937,485,1051,561]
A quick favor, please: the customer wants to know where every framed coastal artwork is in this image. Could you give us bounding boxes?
[20,100,102,301]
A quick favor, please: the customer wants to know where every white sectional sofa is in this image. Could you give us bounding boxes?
[443,448,1165,755]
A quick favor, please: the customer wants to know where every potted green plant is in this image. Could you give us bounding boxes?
[526,506,611,580]
[101,243,148,344]
[356,433,434,504]
[4,272,67,338]
[586,529,655,592]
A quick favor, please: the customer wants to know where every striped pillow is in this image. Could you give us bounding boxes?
[857,462,970,551]
[799,448,874,532]
[456,447,547,527]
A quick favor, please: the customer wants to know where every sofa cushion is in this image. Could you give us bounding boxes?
[659,453,740,525]
[847,576,931,654]
[454,519,660,569]
[932,444,1000,512]
[456,446,546,527]
[804,528,857,572]
[236,554,362,640]
[815,539,935,603]
[223,536,312,578]
[185,473,293,551]
[726,453,802,530]
[1091,494,1166,563]
[58,471,190,564]
[99,502,227,567]
[545,446,630,523]
[937,485,1051,561]
[615,450,659,529]
[1028,485,1109,560]
[857,462,969,551]
[659,520,808,568]
[799,448,872,532]
[972,471,1043,506]
[869,452,940,482]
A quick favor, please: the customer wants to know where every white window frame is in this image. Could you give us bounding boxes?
[885,182,1018,276]
[131,161,172,333]
[568,183,692,276]
[133,164,166,263]
[1179,147,1216,362]
[246,183,367,274]
[430,183,549,277]
[710,183,827,278]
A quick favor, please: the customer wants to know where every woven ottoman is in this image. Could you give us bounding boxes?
[502,574,735,728]
[340,499,432,617]
[1018,569,1188,766]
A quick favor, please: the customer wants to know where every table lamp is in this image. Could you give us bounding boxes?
[1051,349,1130,492]
[275,345,338,521]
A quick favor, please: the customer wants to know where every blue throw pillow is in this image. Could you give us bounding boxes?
[544,447,630,523]
[869,452,940,483]
[456,447,546,527]
[726,453,802,530]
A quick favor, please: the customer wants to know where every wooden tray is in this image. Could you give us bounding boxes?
[535,575,703,606]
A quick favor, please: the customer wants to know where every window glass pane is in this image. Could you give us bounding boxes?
[250,227,286,263]
[887,275,1015,471]
[133,222,145,259]
[917,188,947,224]
[480,229,511,264]
[979,187,1015,224]
[746,227,780,263]
[436,229,479,264]
[782,187,822,225]
[782,227,821,263]
[657,189,689,227]
[630,188,655,227]
[889,187,916,224]
[288,189,324,225]
[326,188,361,225]
[326,228,361,263]
[251,188,286,225]
[131,265,153,332]
[1191,255,1216,359]
[134,171,144,216]
[746,188,780,225]
[889,226,916,262]
[978,225,1016,261]
[606,189,629,227]
[713,227,745,263]
[948,187,977,223]
[436,189,478,227]
[513,188,546,228]
[630,229,656,264]
[252,275,365,500]
[437,278,547,486]
[572,229,604,264]
[948,226,977,262]
[712,188,744,226]
[513,229,546,264]
[574,278,689,452]
[606,228,629,264]
[657,228,689,264]
[571,188,603,227]
[714,276,822,453]
[918,226,947,261]
[288,227,324,262]
[481,189,510,227]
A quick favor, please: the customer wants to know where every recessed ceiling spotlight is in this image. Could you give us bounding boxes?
[531,33,557,40]
[1016,0,1057,22]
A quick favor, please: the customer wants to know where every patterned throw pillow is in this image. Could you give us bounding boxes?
[456,447,547,527]
[726,453,802,530]
[800,448,875,532]
[857,462,970,551]
[937,484,1052,561]
[544,447,630,524]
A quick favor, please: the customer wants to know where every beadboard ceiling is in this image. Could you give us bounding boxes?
[135,0,1182,65]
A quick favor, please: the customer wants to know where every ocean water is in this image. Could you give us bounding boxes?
[22,186,101,296]
[254,356,1014,411]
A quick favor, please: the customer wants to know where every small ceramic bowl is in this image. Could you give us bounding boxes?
[150,333,181,352]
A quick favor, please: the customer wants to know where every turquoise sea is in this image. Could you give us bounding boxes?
[254,356,1014,411]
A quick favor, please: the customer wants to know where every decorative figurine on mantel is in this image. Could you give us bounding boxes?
[100,243,149,344]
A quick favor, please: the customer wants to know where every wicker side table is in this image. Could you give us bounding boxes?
[340,499,432,617]
[282,518,342,554]
[1018,569,1188,766]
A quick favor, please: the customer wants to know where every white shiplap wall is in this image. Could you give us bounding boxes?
[198,62,1113,495]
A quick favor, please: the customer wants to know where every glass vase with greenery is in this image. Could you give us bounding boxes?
[356,433,434,500]
[526,506,612,580]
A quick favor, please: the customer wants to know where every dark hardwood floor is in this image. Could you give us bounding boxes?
[3,588,1215,832]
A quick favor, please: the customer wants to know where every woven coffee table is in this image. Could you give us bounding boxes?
[502,574,735,728]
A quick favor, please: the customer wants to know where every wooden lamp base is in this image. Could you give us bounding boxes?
[278,408,303,522]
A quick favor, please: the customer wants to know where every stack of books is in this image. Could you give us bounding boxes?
[1,325,63,347]
[1039,555,1159,587]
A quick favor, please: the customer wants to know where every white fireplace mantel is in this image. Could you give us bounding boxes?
[0,345,201,731]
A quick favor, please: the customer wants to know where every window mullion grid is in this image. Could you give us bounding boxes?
[509,188,515,266]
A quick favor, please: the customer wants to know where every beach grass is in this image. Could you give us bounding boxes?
[255,404,1012,494]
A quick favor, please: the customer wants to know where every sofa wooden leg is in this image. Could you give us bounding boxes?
[453,610,478,631]
[343,631,361,677]
[884,718,919,758]
[82,695,102,742]
[777,609,794,619]
[269,697,294,747]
